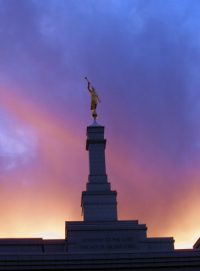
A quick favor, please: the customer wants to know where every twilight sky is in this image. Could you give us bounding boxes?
[0,0,200,249]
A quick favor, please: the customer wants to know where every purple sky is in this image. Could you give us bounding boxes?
[0,0,200,248]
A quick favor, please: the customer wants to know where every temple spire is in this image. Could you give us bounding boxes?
[81,125,117,221]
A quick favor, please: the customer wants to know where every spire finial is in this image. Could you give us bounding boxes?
[85,77,101,121]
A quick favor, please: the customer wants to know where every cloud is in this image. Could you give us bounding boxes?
[0,109,37,171]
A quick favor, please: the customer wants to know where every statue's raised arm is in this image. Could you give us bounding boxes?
[85,77,101,121]
[85,77,92,93]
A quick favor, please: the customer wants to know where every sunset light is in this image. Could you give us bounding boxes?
[0,0,200,252]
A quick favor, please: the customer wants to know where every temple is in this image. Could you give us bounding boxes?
[0,123,200,270]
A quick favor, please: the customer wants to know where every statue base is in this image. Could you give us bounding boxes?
[92,111,97,121]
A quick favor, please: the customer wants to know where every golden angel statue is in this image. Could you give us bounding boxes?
[85,77,101,120]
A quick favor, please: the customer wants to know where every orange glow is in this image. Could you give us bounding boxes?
[0,87,85,239]
[107,143,200,249]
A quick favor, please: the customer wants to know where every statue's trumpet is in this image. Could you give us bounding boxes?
[85,77,89,83]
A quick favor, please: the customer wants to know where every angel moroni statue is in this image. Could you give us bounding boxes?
[85,77,101,121]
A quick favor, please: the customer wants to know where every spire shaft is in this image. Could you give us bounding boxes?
[81,125,117,221]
